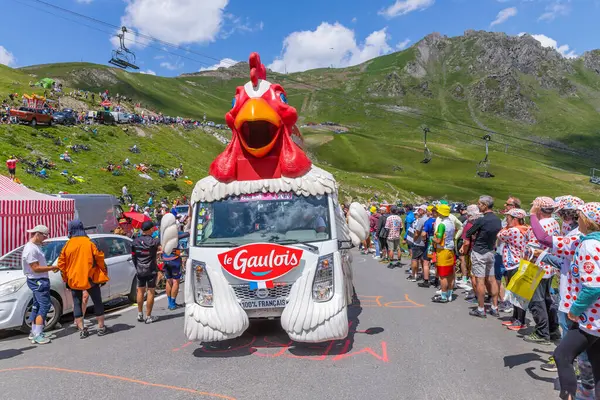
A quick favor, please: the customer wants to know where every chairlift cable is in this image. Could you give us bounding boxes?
[14,0,599,168]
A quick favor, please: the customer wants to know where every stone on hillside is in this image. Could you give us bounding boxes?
[367,71,407,97]
[583,50,600,74]
[470,72,537,124]
[452,83,465,99]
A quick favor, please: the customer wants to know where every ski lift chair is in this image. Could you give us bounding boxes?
[109,27,139,70]
[420,126,432,164]
[476,135,494,178]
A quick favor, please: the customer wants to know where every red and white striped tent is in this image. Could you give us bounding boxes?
[0,176,74,255]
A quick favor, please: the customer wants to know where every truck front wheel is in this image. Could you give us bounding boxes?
[30,118,37,127]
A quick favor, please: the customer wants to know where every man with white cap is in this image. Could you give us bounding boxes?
[22,225,56,344]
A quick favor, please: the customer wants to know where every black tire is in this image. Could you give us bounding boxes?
[20,295,62,333]
[47,119,52,127]
[30,118,37,127]
[128,277,137,303]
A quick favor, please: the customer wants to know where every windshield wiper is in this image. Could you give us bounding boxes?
[197,241,240,248]
[272,239,319,253]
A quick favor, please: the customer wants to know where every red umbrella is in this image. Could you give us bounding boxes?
[101,100,112,107]
[123,211,151,229]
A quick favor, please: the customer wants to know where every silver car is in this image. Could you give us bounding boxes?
[0,234,137,332]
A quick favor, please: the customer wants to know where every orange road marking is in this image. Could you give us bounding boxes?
[0,366,236,400]
[173,341,194,352]
[404,294,425,307]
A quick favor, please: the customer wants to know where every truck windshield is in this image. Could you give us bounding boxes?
[194,192,330,247]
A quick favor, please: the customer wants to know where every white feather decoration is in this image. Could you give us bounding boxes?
[159,213,179,255]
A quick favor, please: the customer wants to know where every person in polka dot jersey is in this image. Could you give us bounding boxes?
[524,197,561,345]
[497,208,529,331]
[530,195,594,396]
[554,202,600,400]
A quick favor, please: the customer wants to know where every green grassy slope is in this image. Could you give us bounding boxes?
[8,31,600,204]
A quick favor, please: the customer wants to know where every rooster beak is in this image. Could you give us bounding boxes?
[234,98,282,158]
[234,98,281,130]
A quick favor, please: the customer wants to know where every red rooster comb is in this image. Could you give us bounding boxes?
[249,52,266,87]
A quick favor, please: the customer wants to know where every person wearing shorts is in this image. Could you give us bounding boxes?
[409,205,428,282]
[6,155,17,180]
[132,221,161,324]
[431,205,456,303]
[465,196,502,318]
[384,206,403,266]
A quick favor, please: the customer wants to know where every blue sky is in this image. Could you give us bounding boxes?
[0,0,598,76]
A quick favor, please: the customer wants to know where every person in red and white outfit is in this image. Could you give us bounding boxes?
[524,197,561,345]
[6,155,18,180]
[497,208,529,331]
[554,202,600,400]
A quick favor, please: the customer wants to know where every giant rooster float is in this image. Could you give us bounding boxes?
[161,53,369,343]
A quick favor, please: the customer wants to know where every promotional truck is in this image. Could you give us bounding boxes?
[160,53,369,343]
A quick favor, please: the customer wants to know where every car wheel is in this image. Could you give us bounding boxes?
[30,118,37,127]
[128,277,137,303]
[47,119,52,127]
[20,295,62,333]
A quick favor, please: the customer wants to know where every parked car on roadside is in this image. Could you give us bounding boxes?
[52,109,76,125]
[96,110,116,125]
[0,234,137,332]
[9,107,53,126]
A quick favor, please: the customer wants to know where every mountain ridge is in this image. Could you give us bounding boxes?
[4,30,600,203]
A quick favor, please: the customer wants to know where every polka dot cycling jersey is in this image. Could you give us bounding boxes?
[552,228,582,313]
[566,239,600,337]
[561,221,573,236]
[526,217,560,279]
[497,226,527,270]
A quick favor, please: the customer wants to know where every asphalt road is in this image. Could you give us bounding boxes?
[0,251,558,400]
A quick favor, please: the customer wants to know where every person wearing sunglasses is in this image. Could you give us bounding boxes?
[22,225,56,345]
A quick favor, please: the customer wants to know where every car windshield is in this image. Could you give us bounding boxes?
[175,206,189,214]
[0,240,67,270]
[194,192,331,247]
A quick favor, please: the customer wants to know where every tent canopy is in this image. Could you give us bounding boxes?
[38,78,55,89]
[0,176,75,255]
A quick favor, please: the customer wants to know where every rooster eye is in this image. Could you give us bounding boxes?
[279,93,288,104]
[231,97,236,108]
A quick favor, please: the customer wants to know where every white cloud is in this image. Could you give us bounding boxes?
[199,58,238,71]
[491,7,517,26]
[538,1,570,21]
[118,0,228,46]
[396,38,411,50]
[76,0,93,4]
[160,61,184,70]
[268,23,394,73]
[520,33,577,59]
[0,45,16,67]
[140,69,156,75]
[379,0,435,18]
[351,17,357,23]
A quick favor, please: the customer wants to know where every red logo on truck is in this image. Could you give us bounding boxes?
[218,243,303,281]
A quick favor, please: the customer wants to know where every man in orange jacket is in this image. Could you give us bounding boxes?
[57,220,110,338]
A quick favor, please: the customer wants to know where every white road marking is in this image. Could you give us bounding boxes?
[104,294,168,317]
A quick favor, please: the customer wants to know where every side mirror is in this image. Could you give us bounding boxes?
[338,240,353,250]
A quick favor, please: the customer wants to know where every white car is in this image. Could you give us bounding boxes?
[0,234,137,332]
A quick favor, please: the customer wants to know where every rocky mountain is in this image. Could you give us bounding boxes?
[11,30,600,202]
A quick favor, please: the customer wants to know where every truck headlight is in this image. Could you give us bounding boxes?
[312,254,334,302]
[0,277,27,298]
[192,260,213,307]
